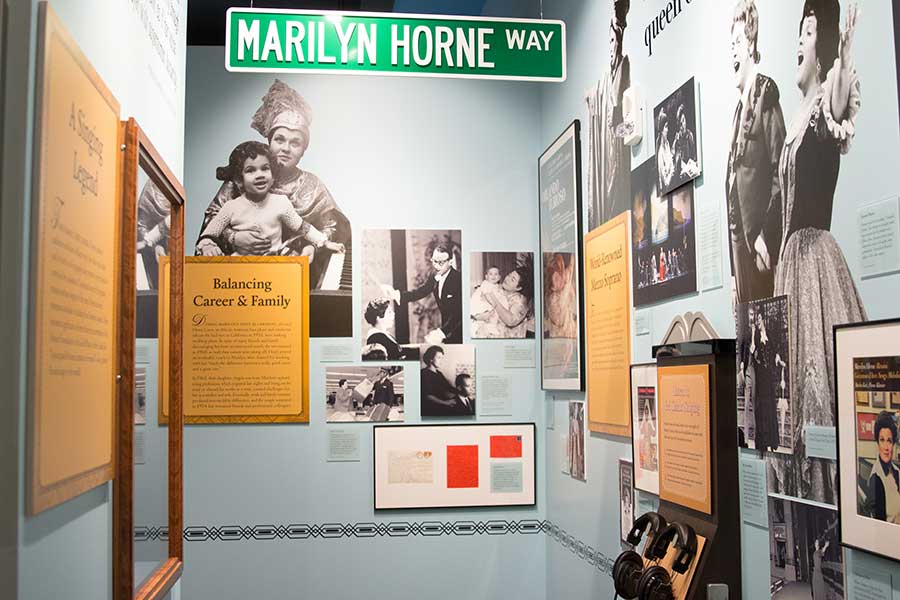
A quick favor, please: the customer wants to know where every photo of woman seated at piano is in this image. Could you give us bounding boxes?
[361,229,463,361]
[194,79,354,337]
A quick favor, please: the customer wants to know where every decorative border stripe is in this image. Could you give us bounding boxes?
[135,519,613,578]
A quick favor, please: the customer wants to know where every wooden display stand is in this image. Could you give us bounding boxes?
[651,338,741,599]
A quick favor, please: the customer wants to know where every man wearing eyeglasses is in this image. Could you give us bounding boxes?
[381,243,462,344]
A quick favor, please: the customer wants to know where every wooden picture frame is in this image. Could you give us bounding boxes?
[113,119,185,600]
[834,318,900,563]
[28,1,121,515]
[538,120,585,391]
[373,422,537,510]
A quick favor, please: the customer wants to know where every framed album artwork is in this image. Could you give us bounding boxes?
[835,318,900,561]
[538,120,585,391]
[631,363,660,494]
[373,423,536,510]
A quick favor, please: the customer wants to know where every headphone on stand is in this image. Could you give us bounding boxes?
[612,512,667,600]
[636,523,698,600]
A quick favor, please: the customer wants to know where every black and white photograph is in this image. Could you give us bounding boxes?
[630,157,697,307]
[325,366,404,423]
[134,365,147,426]
[135,176,170,338]
[736,295,792,454]
[566,401,586,482]
[585,0,632,230]
[362,229,462,361]
[469,252,535,339]
[193,79,353,338]
[762,2,866,508]
[725,0,786,304]
[653,77,700,196]
[618,459,635,544]
[768,497,843,600]
[419,344,476,417]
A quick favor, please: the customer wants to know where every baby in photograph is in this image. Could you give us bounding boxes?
[470,266,506,337]
[197,141,345,257]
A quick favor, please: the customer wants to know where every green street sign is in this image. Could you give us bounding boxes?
[226,8,566,82]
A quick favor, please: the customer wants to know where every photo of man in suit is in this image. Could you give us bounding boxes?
[383,243,462,344]
[454,373,476,416]
[726,0,785,303]
[420,345,476,417]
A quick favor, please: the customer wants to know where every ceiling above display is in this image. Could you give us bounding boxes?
[188,0,541,45]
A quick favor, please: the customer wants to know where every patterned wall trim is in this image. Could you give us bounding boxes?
[135,519,614,578]
[544,520,615,576]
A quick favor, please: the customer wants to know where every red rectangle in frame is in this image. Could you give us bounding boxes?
[857,412,876,441]
[490,435,522,458]
[447,445,479,488]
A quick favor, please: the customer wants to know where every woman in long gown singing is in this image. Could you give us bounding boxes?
[768,0,864,504]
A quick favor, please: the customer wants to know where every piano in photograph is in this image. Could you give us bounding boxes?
[310,245,352,337]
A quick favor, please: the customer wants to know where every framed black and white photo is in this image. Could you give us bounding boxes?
[630,157,697,307]
[325,366,404,423]
[373,423,536,510]
[653,77,701,196]
[566,401,586,482]
[538,121,585,391]
[630,363,659,494]
[736,295,793,454]
[835,318,900,561]
[619,459,635,544]
[469,252,535,339]
[768,497,842,599]
[361,228,462,361]
[193,79,353,338]
[419,344,476,417]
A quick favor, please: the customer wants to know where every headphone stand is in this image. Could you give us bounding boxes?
[649,339,742,599]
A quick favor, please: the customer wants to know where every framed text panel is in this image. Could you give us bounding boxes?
[160,256,310,424]
[584,212,632,435]
[658,363,711,514]
[29,2,121,514]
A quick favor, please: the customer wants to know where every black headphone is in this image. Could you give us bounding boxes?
[612,512,667,599]
[648,523,698,574]
[627,512,668,557]
[636,565,674,600]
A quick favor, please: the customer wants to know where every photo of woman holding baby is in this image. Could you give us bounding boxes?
[195,79,354,337]
[469,252,535,339]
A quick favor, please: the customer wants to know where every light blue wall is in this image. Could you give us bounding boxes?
[540,0,900,598]
[182,46,547,600]
[2,1,187,598]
